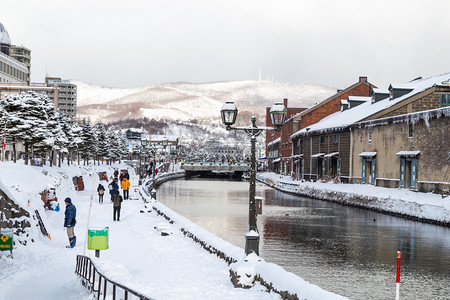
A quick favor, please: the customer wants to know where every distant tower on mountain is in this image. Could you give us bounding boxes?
[258,68,262,81]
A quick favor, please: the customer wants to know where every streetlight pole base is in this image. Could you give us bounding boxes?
[245,232,260,256]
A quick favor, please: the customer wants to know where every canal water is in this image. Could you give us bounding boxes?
[157,178,450,300]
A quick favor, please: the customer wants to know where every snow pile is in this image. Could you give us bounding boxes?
[257,172,450,224]
[228,253,346,299]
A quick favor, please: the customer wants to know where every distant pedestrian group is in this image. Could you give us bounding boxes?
[62,169,132,249]
[107,170,131,221]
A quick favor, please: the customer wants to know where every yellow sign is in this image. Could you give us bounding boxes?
[0,235,9,243]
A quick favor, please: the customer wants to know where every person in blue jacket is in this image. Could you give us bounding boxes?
[108,178,119,202]
[64,197,77,248]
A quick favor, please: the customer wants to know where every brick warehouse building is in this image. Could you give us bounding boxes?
[269,76,374,175]
[290,72,450,192]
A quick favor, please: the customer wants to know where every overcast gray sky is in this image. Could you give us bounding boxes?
[2,0,450,89]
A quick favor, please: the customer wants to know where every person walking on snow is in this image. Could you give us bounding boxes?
[97,183,105,203]
[108,178,119,202]
[64,198,77,248]
[121,177,130,200]
[119,171,124,184]
[112,190,123,221]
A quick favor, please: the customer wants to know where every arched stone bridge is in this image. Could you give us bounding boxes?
[181,162,250,178]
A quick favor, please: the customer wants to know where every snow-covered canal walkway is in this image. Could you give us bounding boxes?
[0,162,345,300]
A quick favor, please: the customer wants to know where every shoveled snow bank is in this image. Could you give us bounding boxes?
[257,172,450,225]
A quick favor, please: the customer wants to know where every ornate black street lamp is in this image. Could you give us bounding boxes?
[162,136,168,171]
[140,138,148,181]
[220,101,287,256]
[149,143,156,180]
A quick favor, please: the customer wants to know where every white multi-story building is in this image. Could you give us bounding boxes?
[0,22,77,123]
[0,22,29,84]
[45,77,77,122]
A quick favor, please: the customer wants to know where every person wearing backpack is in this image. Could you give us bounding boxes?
[108,178,119,202]
[112,190,123,221]
[97,183,105,203]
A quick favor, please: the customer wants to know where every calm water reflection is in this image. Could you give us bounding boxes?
[157,178,450,299]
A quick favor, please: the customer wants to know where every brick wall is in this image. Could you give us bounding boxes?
[377,89,449,119]
[299,130,350,181]
[299,84,371,130]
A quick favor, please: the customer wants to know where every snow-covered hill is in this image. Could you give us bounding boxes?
[74,80,337,125]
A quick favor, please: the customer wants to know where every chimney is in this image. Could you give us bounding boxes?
[283,98,288,108]
[359,76,368,82]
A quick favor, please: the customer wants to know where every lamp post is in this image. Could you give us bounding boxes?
[162,136,168,172]
[220,101,287,256]
[140,138,148,181]
[149,144,156,179]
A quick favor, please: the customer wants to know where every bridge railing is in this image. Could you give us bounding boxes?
[75,255,154,300]
[183,161,250,167]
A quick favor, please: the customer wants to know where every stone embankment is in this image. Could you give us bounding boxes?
[257,173,450,227]
[143,171,185,191]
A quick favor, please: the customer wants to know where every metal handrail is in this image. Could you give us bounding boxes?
[76,255,154,300]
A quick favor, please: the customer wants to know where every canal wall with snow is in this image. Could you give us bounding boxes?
[257,172,450,226]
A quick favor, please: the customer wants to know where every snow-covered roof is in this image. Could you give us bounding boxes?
[395,150,421,157]
[324,152,339,158]
[348,96,371,102]
[290,78,370,121]
[291,72,450,138]
[311,152,325,158]
[268,137,281,147]
[372,88,389,94]
[359,152,377,158]
[272,158,281,163]
[438,78,450,86]
[0,22,11,45]
[389,84,415,90]
[127,128,147,133]
[150,134,179,143]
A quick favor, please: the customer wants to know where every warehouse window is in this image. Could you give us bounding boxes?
[440,93,450,106]
[333,134,339,144]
